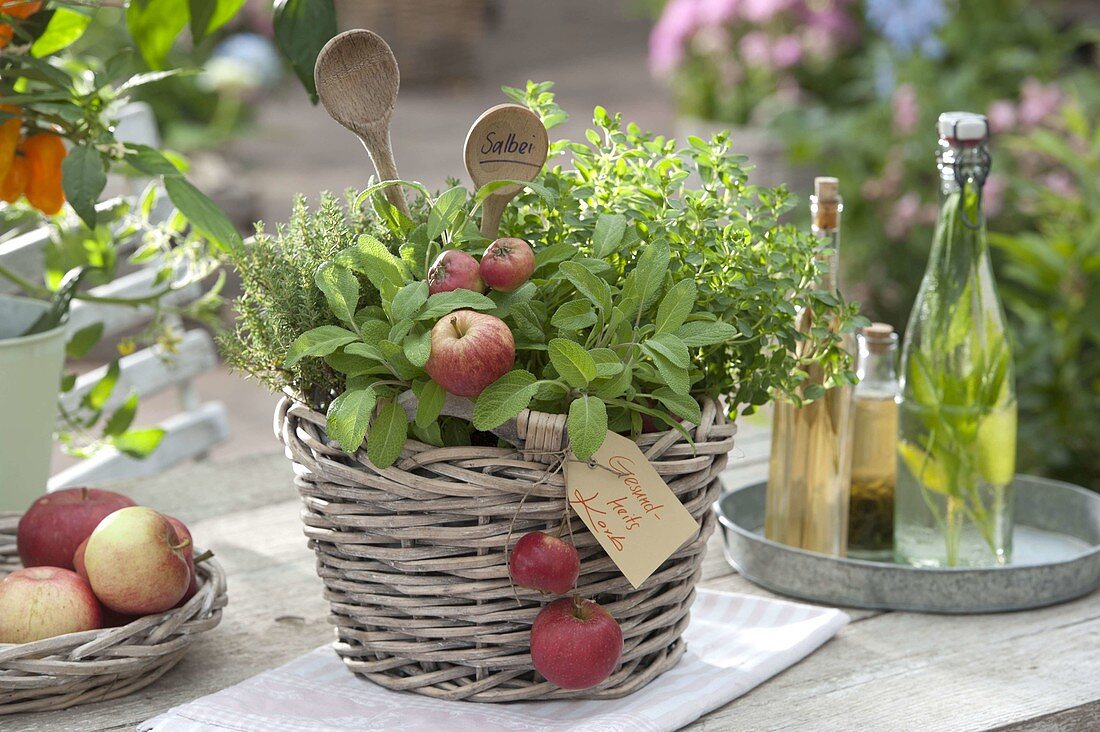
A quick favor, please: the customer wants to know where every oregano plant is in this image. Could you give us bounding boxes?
[222,82,862,466]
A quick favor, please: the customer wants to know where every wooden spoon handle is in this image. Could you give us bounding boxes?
[358,125,410,217]
[480,192,514,239]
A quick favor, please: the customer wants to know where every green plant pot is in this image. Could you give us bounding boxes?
[0,296,66,512]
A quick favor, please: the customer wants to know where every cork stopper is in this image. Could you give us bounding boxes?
[812,177,840,230]
[861,322,897,354]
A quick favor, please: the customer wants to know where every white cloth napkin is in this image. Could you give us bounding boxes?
[140,590,848,732]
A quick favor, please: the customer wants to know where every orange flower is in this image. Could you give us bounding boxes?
[22,132,65,215]
[0,0,42,48]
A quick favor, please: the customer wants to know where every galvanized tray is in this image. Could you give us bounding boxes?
[715,475,1100,613]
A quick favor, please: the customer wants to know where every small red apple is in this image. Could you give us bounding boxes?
[427,250,485,295]
[17,487,136,570]
[165,515,198,606]
[73,537,90,581]
[424,309,515,397]
[83,507,192,615]
[480,237,535,292]
[509,532,580,595]
[530,597,623,690]
[0,567,103,643]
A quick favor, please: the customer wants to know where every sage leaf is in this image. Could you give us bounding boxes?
[589,348,624,377]
[655,279,696,334]
[548,338,597,387]
[418,290,496,321]
[551,299,597,331]
[647,350,690,396]
[631,239,670,313]
[403,328,432,368]
[560,261,612,313]
[592,213,627,257]
[643,333,690,368]
[285,325,357,366]
[368,401,408,468]
[652,387,702,425]
[676,320,739,347]
[426,186,467,242]
[391,281,429,322]
[338,234,408,292]
[567,396,607,461]
[415,379,446,429]
[326,387,376,453]
[593,361,632,400]
[315,263,359,328]
[472,370,538,430]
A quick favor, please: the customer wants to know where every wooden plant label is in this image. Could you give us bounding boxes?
[563,431,699,589]
[464,104,549,196]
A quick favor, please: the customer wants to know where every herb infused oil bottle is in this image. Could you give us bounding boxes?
[765,177,854,556]
[895,112,1017,568]
[847,323,899,561]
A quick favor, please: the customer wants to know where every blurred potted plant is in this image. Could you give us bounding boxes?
[647,0,863,187]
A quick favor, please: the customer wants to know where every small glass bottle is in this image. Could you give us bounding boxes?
[765,177,854,557]
[895,112,1017,567]
[847,323,899,562]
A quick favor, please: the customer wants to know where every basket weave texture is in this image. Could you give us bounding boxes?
[0,513,227,715]
[277,394,735,702]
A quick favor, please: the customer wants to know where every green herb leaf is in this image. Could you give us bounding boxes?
[66,322,104,358]
[594,361,632,399]
[103,392,139,437]
[273,0,337,104]
[629,239,670,313]
[403,327,432,368]
[548,338,597,387]
[418,290,496,321]
[125,144,184,177]
[188,0,243,42]
[426,186,467,242]
[315,263,359,328]
[472,370,539,430]
[567,396,607,461]
[126,0,188,69]
[652,387,702,425]
[551,299,597,330]
[391,281,429,322]
[326,387,376,453]
[560,261,612,313]
[367,401,408,468]
[285,325,358,366]
[61,144,107,230]
[676,320,739,347]
[589,348,624,377]
[111,427,165,458]
[643,333,690,368]
[32,7,92,57]
[655,279,696,335]
[164,176,243,252]
[592,213,626,257]
[415,379,446,429]
[647,350,690,396]
[337,234,408,290]
[83,359,120,412]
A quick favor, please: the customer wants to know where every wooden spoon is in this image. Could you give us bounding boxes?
[464,104,548,238]
[314,29,409,216]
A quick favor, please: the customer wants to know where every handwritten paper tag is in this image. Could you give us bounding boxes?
[563,431,700,589]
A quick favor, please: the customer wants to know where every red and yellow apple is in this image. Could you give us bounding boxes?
[530,597,623,690]
[17,487,136,570]
[424,309,515,397]
[427,250,485,295]
[509,532,580,595]
[165,515,198,606]
[0,567,103,643]
[480,237,535,292]
[83,506,192,615]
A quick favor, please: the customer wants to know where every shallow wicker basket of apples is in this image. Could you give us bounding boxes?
[0,488,227,715]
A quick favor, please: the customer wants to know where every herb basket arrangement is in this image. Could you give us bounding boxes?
[223,80,857,700]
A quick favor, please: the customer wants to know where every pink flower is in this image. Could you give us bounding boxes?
[886,192,921,240]
[698,0,740,24]
[771,35,803,69]
[1041,171,1076,198]
[739,30,772,67]
[987,100,1017,133]
[740,0,796,23]
[1018,78,1063,128]
[892,83,918,135]
[804,7,860,45]
[649,0,702,76]
[982,173,1006,218]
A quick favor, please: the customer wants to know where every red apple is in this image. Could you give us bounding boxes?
[0,567,103,643]
[165,515,198,606]
[509,532,580,595]
[83,507,192,615]
[530,597,623,690]
[17,487,136,570]
[427,250,485,295]
[424,309,515,397]
[73,537,89,581]
[480,238,535,292]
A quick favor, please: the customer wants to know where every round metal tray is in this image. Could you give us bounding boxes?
[715,475,1100,613]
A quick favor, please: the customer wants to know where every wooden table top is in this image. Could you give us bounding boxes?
[7,421,1099,731]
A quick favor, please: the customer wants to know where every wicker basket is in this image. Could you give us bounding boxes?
[0,512,227,715]
[277,393,735,702]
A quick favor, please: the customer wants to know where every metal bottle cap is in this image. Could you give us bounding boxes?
[938,112,989,143]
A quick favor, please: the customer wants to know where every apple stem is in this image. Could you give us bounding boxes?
[81,486,89,501]
[172,536,193,553]
[193,549,214,565]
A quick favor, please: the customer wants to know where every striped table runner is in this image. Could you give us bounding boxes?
[142,590,848,732]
